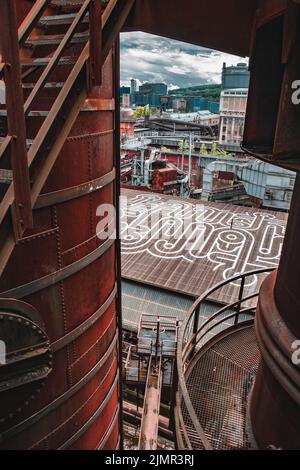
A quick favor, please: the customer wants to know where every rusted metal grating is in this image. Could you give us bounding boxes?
[182,326,260,450]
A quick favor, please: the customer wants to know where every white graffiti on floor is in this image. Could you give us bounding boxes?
[121,194,285,284]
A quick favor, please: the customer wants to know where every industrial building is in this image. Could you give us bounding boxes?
[202,159,295,210]
[131,82,168,108]
[219,89,248,146]
[167,110,220,127]
[121,132,295,211]
[130,78,138,94]
[219,62,250,149]
[0,0,300,453]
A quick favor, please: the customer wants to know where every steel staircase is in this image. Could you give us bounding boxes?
[0,0,135,275]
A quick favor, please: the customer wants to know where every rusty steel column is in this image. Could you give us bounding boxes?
[250,173,300,450]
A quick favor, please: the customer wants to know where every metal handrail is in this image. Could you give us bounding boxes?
[19,0,51,47]
[24,0,93,115]
[176,267,275,450]
[182,291,258,362]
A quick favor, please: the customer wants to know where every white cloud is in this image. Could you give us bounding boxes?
[121,32,248,89]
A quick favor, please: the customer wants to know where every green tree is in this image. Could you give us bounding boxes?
[179,139,195,153]
[134,106,146,118]
[134,106,160,118]
[211,142,217,154]
[200,143,208,155]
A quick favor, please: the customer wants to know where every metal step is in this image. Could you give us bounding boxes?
[50,0,85,13]
[38,12,89,34]
[50,0,109,13]
[0,110,49,118]
[20,56,77,68]
[22,82,64,101]
[39,13,88,27]
[24,31,89,48]
[22,82,64,90]
[0,169,13,184]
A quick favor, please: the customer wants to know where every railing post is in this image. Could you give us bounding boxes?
[170,330,179,432]
[155,316,160,366]
[88,0,102,91]
[235,274,246,325]
[191,305,200,356]
[1,0,33,236]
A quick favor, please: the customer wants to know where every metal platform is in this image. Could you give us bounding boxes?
[181,325,259,450]
[175,268,274,450]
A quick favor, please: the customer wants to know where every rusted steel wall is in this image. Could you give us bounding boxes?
[15,0,34,27]
[125,0,258,57]
[0,39,121,449]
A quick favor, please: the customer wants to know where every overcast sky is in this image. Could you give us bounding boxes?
[120,32,248,90]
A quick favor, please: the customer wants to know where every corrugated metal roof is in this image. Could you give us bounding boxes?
[122,279,233,333]
[121,189,287,305]
[122,279,194,332]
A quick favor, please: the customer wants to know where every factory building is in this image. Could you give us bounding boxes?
[131,82,168,108]
[219,62,250,147]
[139,83,168,95]
[120,107,136,140]
[202,160,295,210]
[130,78,138,94]
[167,110,219,127]
[219,88,248,146]
[162,95,220,114]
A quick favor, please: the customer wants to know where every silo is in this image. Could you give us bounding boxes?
[0,0,121,450]
[222,62,250,90]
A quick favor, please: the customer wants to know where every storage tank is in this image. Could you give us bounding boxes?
[222,62,250,90]
[0,1,121,450]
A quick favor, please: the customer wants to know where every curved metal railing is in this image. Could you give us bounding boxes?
[175,267,275,450]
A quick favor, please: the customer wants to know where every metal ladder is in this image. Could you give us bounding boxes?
[0,0,135,275]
